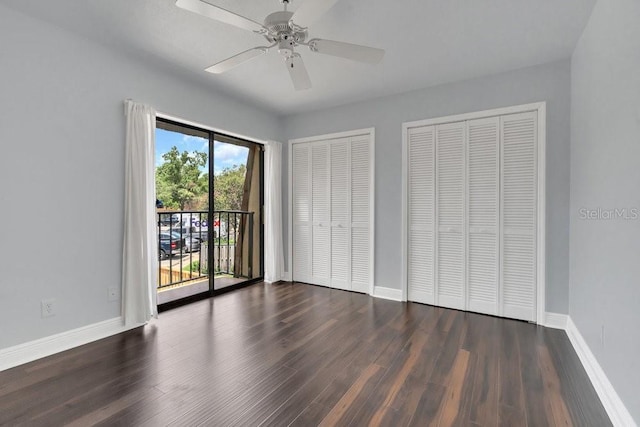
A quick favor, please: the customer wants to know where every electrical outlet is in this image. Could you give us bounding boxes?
[41,299,56,318]
[108,286,119,302]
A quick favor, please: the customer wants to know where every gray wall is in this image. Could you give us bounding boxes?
[284,59,572,314]
[0,5,281,349]
[570,0,640,422]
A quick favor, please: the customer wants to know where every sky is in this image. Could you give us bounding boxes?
[155,128,249,175]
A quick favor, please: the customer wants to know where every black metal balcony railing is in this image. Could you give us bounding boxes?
[157,210,254,289]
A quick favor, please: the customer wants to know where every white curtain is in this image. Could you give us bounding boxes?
[122,100,158,326]
[264,140,285,283]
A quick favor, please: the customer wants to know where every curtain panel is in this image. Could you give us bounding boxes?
[122,100,158,326]
[264,140,285,283]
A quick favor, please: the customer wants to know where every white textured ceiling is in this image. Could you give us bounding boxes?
[1,0,596,115]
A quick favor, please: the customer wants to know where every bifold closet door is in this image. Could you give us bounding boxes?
[329,139,350,290]
[466,117,500,315]
[435,122,466,310]
[292,144,312,284]
[407,126,435,304]
[501,112,537,321]
[311,143,330,286]
[406,111,538,322]
[292,133,372,293]
[350,135,372,293]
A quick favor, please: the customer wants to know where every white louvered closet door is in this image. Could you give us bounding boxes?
[350,135,372,293]
[467,117,500,315]
[435,122,466,310]
[330,139,350,290]
[292,132,373,292]
[500,112,537,321]
[407,126,435,304]
[311,143,330,286]
[292,143,312,284]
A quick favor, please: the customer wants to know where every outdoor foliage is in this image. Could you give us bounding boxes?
[213,164,246,211]
[156,146,208,210]
[185,260,208,274]
[156,146,247,212]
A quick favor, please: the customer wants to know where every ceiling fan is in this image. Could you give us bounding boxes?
[175,0,385,90]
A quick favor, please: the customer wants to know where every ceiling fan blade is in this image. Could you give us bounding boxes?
[285,54,312,91]
[176,0,266,33]
[309,39,385,64]
[290,0,340,28]
[205,47,269,74]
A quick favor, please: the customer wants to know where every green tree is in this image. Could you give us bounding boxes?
[156,147,208,210]
[213,164,246,211]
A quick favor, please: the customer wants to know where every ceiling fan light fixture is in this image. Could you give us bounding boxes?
[278,40,295,58]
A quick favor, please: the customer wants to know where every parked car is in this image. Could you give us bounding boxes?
[158,213,180,226]
[158,232,185,260]
[171,226,207,249]
[183,236,201,253]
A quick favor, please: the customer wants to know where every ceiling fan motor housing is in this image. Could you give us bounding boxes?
[263,11,307,57]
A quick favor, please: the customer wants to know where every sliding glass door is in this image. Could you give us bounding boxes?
[154,118,263,307]
[212,134,263,290]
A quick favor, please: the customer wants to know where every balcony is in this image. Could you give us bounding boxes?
[157,210,255,303]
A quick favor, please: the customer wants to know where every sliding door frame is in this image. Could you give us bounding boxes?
[155,114,265,311]
[401,102,546,324]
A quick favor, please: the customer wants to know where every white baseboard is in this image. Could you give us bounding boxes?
[565,317,637,427]
[0,317,144,372]
[544,312,568,329]
[372,286,403,302]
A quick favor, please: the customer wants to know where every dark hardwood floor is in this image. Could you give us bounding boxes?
[0,282,610,426]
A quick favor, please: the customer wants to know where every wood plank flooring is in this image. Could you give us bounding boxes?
[0,282,611,426]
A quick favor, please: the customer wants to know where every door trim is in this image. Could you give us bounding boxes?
[401,102,546,324]
[288,128,376,296]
